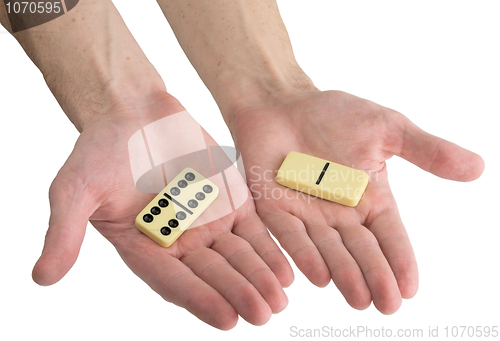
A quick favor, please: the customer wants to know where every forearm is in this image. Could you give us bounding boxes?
[156,0,316,124]
[1,0,165,131]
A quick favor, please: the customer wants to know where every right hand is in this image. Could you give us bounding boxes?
[32,93,292,329]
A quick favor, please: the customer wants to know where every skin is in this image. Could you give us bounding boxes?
[1,0,485,326]
[229,90,484,313]
[158,0,485,313]
[0,0,291,329]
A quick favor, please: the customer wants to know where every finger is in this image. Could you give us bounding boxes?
[181,246,272,326]
[263,212,331,287]
[306,223,371,310]
[392,113,484,181]
[367,205,419,299]
[337,224,402,314]
[232,213,294,288]
[211,232,288,314]
[359,168,419,299]
[115,237,238,330]
[32,179,93,286]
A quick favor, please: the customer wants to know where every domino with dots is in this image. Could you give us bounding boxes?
[135,167,219,247]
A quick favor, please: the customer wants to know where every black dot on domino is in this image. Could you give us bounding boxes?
[158,198,169,207]
[168,219,179,228]
[143,214,154,223]
[203,185,213,193]
[195,192,205,200]
[188,199,198,208]
[151,206,161,215]
[185,172,195,181]
[170,187,181,196]
[176,211,187,220]
[160,226,171,235]
[178,180,188,188]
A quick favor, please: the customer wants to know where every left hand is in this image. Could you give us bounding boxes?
[228,89,484,314]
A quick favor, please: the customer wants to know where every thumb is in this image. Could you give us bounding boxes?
[393,114,485,181]
[32,178,94,286]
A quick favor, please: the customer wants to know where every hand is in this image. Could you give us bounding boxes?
[31,94,292,329]
[229,90,484,314]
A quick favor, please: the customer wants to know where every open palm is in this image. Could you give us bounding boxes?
[32,94,291,329]
[230,90,484,314]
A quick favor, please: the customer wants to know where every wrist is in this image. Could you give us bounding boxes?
[213,62,318,129]
[41,45,168,131]
[40,41,167,132]
[60,71,168,133]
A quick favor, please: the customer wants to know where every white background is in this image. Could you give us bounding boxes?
[1,1,499,340]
